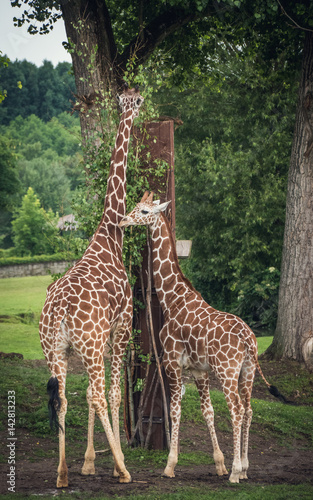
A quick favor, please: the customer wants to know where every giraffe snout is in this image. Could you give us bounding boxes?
[119,216,132,228]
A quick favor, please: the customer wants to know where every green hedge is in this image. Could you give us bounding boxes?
[0,252,78,267]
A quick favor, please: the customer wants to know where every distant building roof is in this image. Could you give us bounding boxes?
[57,214,78,231]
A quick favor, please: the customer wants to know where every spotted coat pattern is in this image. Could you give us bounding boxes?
[120,192,273,484]
[39,87,143,488]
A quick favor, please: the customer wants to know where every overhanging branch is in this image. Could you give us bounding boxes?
[117,4,211,72]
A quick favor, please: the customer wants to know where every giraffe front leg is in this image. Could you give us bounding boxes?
[162,364,182,479]
[163,393,180,478]
[82,384,96,475]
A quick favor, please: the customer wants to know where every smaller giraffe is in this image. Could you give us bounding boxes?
[120,192,286,484]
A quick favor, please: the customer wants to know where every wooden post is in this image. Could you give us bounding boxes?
[124,121,174,449]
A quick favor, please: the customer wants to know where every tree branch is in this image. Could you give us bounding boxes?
[277,0,313,34]
[117,5,210,72]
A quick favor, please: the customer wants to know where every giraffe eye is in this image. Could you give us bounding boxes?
[141,210,149,215]
[136,98,142,106]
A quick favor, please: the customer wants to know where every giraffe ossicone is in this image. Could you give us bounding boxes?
[120,191,286,484]
[39,86,143,488]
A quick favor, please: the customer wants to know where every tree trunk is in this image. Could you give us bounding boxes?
[268,32,313,370]
[60,0,121,147]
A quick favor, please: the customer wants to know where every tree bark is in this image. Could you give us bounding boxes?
[268,32,313,370]
[60,0,120,147]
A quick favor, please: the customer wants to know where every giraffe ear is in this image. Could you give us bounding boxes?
[153,200,160,205]
[152,200,170,213]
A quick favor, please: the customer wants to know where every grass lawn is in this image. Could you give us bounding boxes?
[257,335,273,354]
[0,275,51,316]
[0,275,51,359]
[0,322,44,359]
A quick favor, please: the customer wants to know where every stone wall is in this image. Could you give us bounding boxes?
[0,260,76,279]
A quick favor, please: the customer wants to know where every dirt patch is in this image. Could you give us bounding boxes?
[1,354,312,497]
[1,424,312,497]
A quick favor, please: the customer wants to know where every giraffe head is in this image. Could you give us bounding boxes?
[119,191,170,228]
[117,83,144,117]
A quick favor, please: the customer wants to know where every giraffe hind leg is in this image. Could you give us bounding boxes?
[84,355,131,483]
[194,372,228,476]
[222,376,245,484]
[109,324,131,478]
[238,357,255,480]
[81,383,96,475]
[50,356,69,488]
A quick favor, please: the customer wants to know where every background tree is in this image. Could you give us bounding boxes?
[170,42,297,331]
[0,107,82,250]
[0,51,10,103]
[0,112,82,212]
[0,136,20,248]
[18,157,72,213]
[0,60,75,124]
[267,31,313,369]
[12,187,59,256]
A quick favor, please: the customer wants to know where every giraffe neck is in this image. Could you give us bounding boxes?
[91,109,134,256]
[150,213,198,312]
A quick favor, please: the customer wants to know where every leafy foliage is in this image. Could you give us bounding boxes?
[0,59,75,125]
[0,136,21,249]
[0,109,82,249]
[0,251,78,267]
[171,46,297,329]
[12,187,59,256]
[0,136,20,212]
[18,157,72,214]
[0,51,11,103]
[0,112,81,159]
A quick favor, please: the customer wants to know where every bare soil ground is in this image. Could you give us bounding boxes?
[1,355,312,498]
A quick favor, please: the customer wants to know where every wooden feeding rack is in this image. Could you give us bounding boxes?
[124,120,191,450]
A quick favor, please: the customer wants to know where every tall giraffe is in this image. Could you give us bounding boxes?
[39,85,143,488]
[120,191,286,484]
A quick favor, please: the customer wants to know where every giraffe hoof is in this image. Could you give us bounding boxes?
[239,471,248,480]
[81,464,95,475]
[118,472,132,483]
[162,468,175,478]
[217,466,228,476]
[229,472,240,483]
[56,475,68,488]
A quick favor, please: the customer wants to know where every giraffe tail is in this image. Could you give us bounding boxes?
[255,357,295,405]
[47,376,63,432]
[243,330,294,405]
